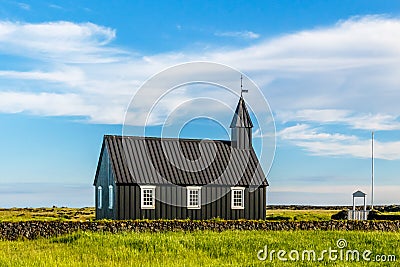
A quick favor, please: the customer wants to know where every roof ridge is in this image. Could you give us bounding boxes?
[104,135,231,143]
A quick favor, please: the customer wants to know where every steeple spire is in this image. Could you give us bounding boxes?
[230,96,253,128]
[230,77,253,149]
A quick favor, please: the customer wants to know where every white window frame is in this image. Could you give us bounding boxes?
[187,186,201,209]
[140,185,156,209]
[97,186,102,209]
[231,187,245,209]
[108,185,113,209]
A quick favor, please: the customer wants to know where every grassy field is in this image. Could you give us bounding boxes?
[0,207,94,222]
[0,207,340,222]
[265,209,340,221]
[1,207,399,222]
[0,230,398,266]
[0,208,399,266]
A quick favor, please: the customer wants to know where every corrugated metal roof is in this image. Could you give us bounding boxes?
[230,96,253,128]
[97,135,268,187]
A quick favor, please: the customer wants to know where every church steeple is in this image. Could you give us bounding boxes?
[230,96,253,128]
[230,78,253,149]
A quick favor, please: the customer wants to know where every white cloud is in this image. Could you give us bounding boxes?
[0,92,95,116]
[48,4,63,10]
[17,2,30,10]
[0,91,128,124]
[215,30,260,39]
[0,68,85,87]
[276,109,400,131]
[277,109,351,124]
[0,16,400,132]
[0,21,120,63]
[207,16,400,118]
[212,15,400,71]
[278,124,400,160]
[350,113,400,131]
[279,124,357,141]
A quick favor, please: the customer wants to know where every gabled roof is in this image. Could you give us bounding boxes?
[230,96,253,128]
[94,135,268,187]
[353,190,367,197]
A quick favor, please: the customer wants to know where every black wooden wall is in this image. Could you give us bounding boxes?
[115,185,266,220]
[94,146,116,219]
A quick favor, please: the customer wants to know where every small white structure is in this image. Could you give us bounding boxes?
[348,190,369,220]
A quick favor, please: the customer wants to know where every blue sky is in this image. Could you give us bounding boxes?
[0,0,399,207]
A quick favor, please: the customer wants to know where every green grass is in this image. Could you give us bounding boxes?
[0,230,398,266]
[266,209,339,221]
[0,208,340,222]
[381,211,400,215]
[0,207,397,223]
[0,207,95,222]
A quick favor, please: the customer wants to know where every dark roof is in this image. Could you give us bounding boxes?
[94,135,268,187]
[230,96,253,128]
[353,190,366,197]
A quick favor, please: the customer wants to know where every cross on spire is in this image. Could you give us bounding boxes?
[240,75,248,96]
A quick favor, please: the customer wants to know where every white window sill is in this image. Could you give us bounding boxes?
[141,206,155,209]
[187,206,201,209]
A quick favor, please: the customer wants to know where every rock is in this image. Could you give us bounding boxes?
[331,210,348,220]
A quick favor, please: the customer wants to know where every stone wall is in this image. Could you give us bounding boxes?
[368,210,400,220]
[268,205,400,211]
[0,220,399,241]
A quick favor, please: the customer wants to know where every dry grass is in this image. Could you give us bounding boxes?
[0,207,95,222]
[0,207,397,222]
[265,209,340,221]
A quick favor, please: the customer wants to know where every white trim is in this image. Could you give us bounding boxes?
[187,186,201,209]
[231,187,245,209]
[108,185,113,209]
[140,185,156,190]
[140,185,156,209]
[97,186,102,209]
